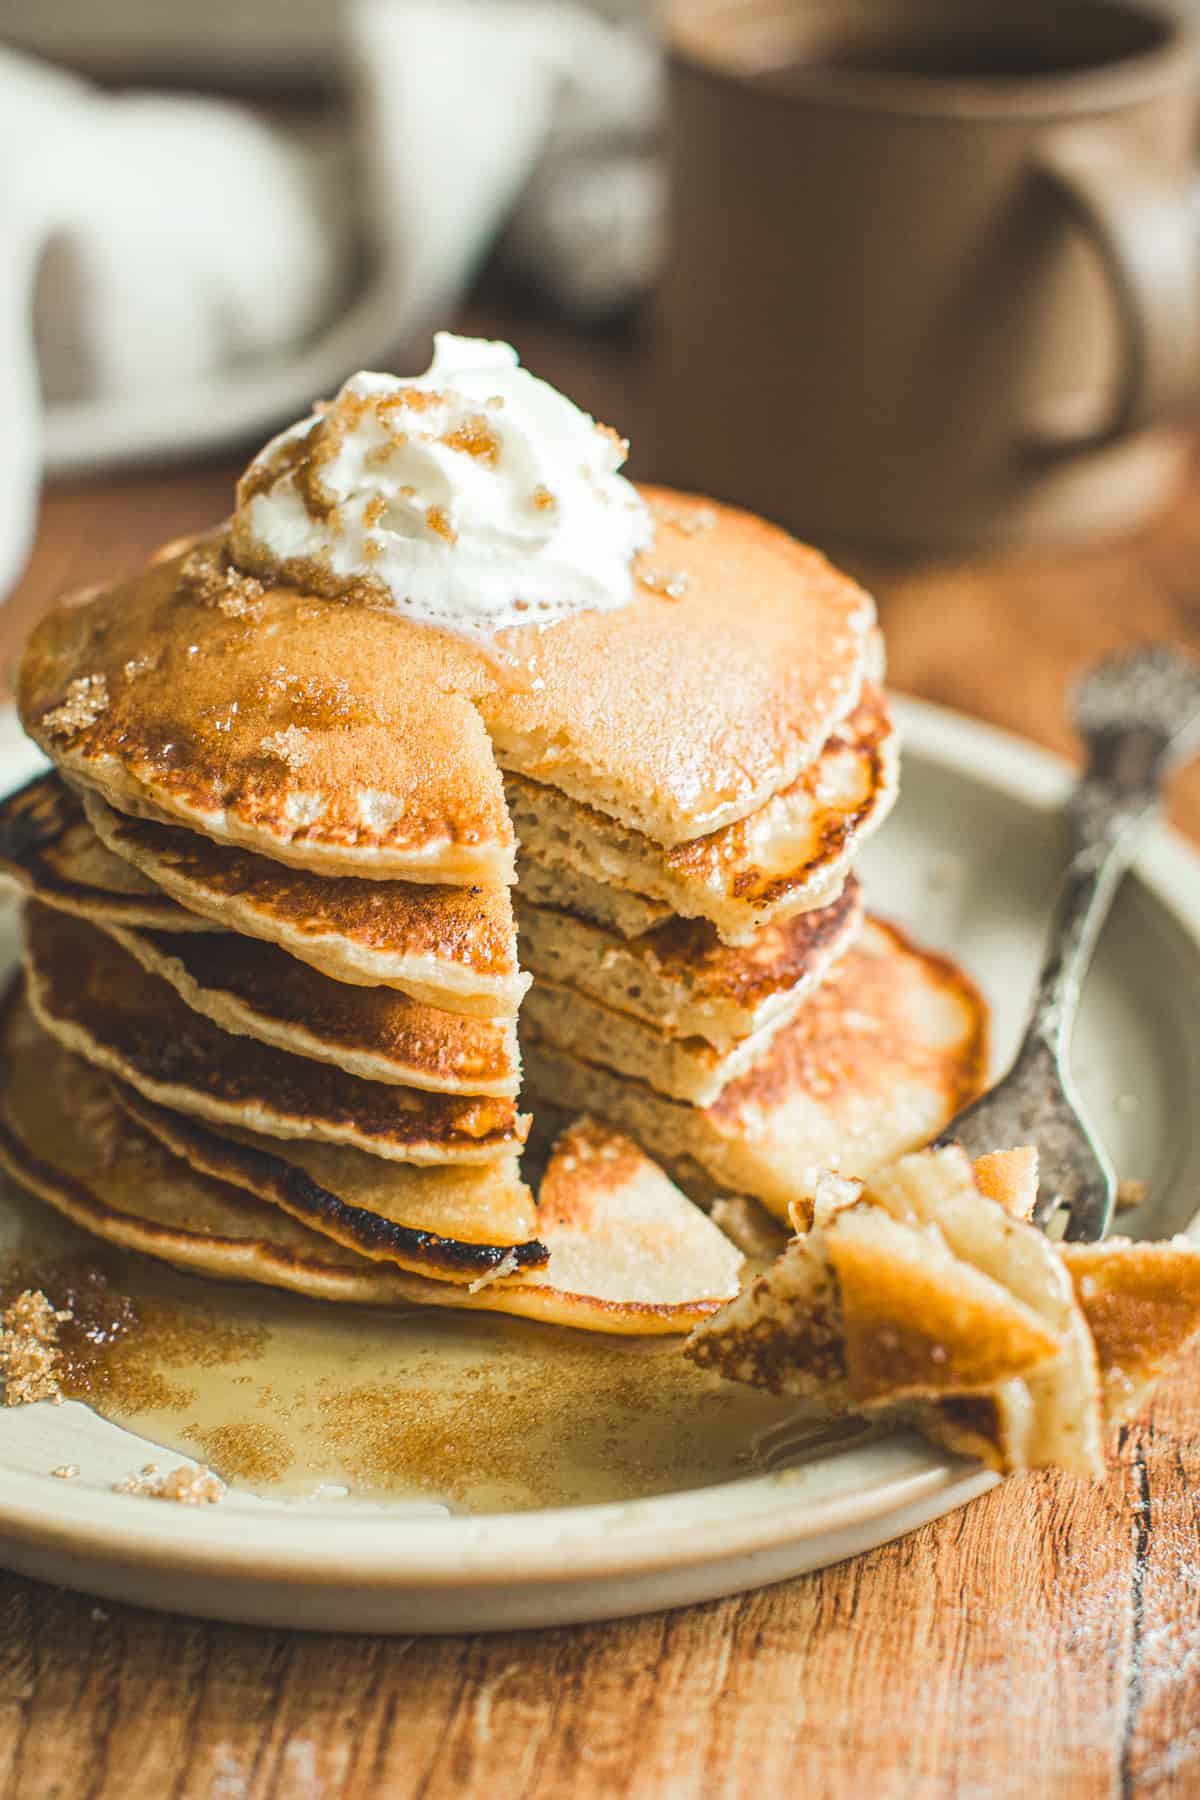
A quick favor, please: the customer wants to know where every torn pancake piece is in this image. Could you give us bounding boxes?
[1058,1238,1200,1428]
[24,906,527,1165]
[84,790,527,1019]
[688,1144,1200,1478]
[0,774,211,934]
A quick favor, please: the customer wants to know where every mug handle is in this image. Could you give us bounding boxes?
[1030,131,1198,455]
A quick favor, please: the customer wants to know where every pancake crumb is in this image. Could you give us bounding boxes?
[261,725,313,770]
[467,1250,519,1294]
[113,1462,225,1504]
[651,501,716,537]
[638,568,690,600]
[181,541,266,620]
[1117,1178,1148,1211]
[0,1289,71,1406]
[41,675,109,741]
[51,1465,79,1479]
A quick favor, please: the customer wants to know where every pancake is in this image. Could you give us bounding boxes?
[505,685,897,946]
[84,791,528,1019]
[128,1098,740,1333]
[118,1089,544,1275]
[24,906,527,1165]
[521,975,799,1106]
[0,996,736,1334]
[103,923,519,1098]
[478,487,879,843]
[0,774,211,934]
[487,1115,742,1331]
[22,489,876,876]
[520,918,989,1223]
[516,879,862,1051]
[516,856,669,939]
[18,543,515,884]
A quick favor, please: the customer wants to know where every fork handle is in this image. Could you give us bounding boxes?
[1024,724,1168,1060]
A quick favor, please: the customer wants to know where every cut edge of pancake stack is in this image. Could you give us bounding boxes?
[2,335,989,1338]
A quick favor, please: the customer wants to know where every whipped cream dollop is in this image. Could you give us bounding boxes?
[231,333,653,635]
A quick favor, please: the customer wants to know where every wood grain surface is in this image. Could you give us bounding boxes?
[1,309,1199,1800]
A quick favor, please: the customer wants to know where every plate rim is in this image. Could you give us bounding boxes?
[0,692,1196,1598]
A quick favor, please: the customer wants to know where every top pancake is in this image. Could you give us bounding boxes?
[19,488,876,875]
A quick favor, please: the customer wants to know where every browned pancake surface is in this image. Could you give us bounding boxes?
[23,906,526,1163]
[0,774,207,932]
[86,792,522,1004]
[480,486,877,842]
[21,489,874,872]
[112,925,519,1096]
[18,545,512,881]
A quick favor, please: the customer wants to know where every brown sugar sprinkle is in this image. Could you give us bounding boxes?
[639,568,690,600]
[363,494,387,528]
[530,485,558,514]
[652,500,717,537]
[180,542,266,621]
[0,1290,71,1406]
[443,415,500,466]
[426,504,457,544]
[378,386,448,416]
[52,1465,80,1480]
[260,725,313,770]
[113,1462,226,1505]
[41,674,109,742]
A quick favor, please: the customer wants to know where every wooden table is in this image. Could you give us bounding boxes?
[3,308,1199,1800]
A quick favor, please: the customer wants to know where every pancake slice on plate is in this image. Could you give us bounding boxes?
[505,685,897,945]
[84,790,528,1019]
[0,992,739,1335]
[0,774,211,934]
[23,905,527,1164]
[521,918,989,1222]
[102,922,520,1097]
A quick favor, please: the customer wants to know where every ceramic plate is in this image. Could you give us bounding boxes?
[0,695,1197,1635]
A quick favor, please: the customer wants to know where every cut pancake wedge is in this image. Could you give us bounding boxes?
[19,545,516,883]
[481,1116,742,1332]
[104,922,520,1098]
[0,774,211,933]
[0,992,739,1335]
[505,686,897,946]
[118,1089,544,1277]
[84,790,527,1019]
[24,906,527,1165]
[515,878,862,1050]
[522,918,989,1222]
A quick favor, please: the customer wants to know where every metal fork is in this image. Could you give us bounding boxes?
[939,645,1200,1243]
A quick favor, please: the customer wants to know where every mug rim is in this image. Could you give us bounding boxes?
[664,0,1196,121]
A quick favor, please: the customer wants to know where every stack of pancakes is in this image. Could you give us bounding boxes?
[2,487,986,1330]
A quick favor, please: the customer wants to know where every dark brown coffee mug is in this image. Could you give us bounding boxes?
[653,0,1200,552]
